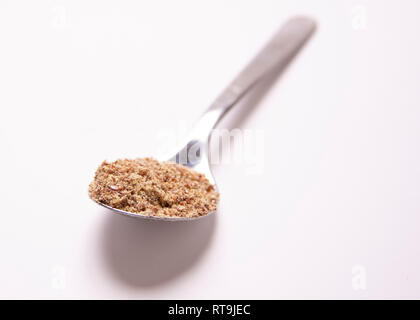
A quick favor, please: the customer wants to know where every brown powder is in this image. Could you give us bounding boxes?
[89,158,219,218]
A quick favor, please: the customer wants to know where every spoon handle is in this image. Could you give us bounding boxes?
[206,16,316,124]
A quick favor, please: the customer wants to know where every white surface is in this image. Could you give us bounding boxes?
[0,0,419,299]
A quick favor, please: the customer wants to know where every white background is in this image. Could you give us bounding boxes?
[0,0,419,299]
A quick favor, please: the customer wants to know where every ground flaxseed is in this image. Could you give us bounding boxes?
[89,158,219,218]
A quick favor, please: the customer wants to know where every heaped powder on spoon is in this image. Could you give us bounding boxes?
[89,158,219,218]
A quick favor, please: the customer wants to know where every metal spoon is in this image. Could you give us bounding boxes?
[93,16,316,221]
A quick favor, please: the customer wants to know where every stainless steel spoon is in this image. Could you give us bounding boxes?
[93,16,316,221]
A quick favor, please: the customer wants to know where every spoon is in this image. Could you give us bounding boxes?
[94,16,316,221]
